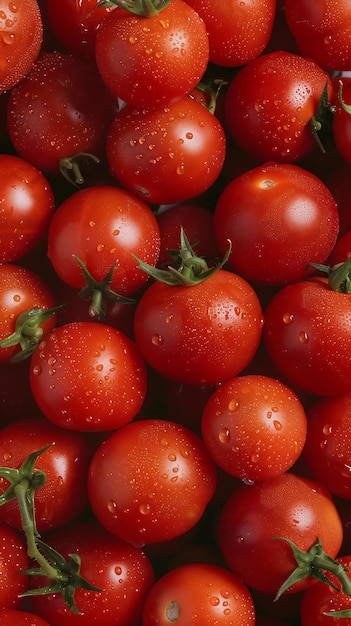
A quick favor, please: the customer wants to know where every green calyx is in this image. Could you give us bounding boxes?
[59,153,101,188]
[134,227,231,287]
[96,0,171,17]
[308,257,351,293]
[310,80,336,153]
[0,305,65,362]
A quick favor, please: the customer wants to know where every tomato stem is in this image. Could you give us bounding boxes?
[96,0,171,16]
[308,257,351,293]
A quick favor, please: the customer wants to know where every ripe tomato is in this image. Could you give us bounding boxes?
[300,555,351,625]
[133,269,263,385]
[184,0,276,67]
[263,276,351,396]
[0,154,55,263]
[29,521,155,626]
[106,96,226,205]
[0,416,93,532]
[47,185,160,299]
[214,162,339,285]
[88,419,217,545]
[0,0,42,94]
[0,519,29,609]
[29,322,147,431]
[142,562,256,625]
[224,51,333,163]
[285,0,351,71]
[94,0,209,107]
[201,374,307,482]
[217,473,343,596]
[0,610,51,625]
[0,264,57,363]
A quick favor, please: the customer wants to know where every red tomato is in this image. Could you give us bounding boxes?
[214,162,339,285]
[94,0,209,107]
[0,519,29,609]
[263,276,351,396]
[106,96,226,205]
[184,0,276,66]
[300,555,351,625]
[6,51,117,176]
[142,562,256,625]
[217,473,343,596]
[88,419,217,545]
[0,610,51,626]
[133,269,264,385]
[201,374,307,482]
[29,322,147,431]
[0,416,93,532]
[47,185,160,299]
[29,521,155,626]
[224,51,333,163]
[285,0,351,71]
[0,155,54,263]
[0,264,57,363]
[0,0,42,94]
[329,230,351,266]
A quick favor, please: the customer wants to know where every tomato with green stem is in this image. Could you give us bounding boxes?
[300,555,351,623]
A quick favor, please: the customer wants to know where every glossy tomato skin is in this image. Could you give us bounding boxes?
[225,51,332,163]
[263,277,351,397]
[30,521,155,626]
[0,416,93,532]
[88,419,217,545]
[0,609,52,625]
[106,97,226,205]
[214,162,339,285]
[300,555,351,625]
[184,0,276,67]
[0,264,57,363]
[0,520,29,609]
[0,155,55,263]
[217,473,343,596]
[29,322,147,431]
[94,0,209,107]
[47,185,160,297]
[133,269,264,385]
[285,0,351,71]
[201,374,307,482]
[142,563,256,625]
[0,0,42,94]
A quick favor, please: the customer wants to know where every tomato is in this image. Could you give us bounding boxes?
[201,374,307,482]
[263,276,351,396]
[47,185,160,299]
[29,321,147,431]
[46,0,116,60]
[106,96,226,205]
[141,562,256,625]
[29,520,155,626]
[217,473,343,596]
[224,51,333,163]
[94,0,209,108]
[88,418,217,545]
[214,162,339,285]
[6,51,117,176]
[0,264,57,363]
[302,395,351,500]
[184,0,276,67]
[329,230,351,266]
[300,555,351,625]
[285,0,351,71]
[0,519,29,609]
[133,269,263,385]
[0,0,42,94]
[0,155,54,263]
[0,610,51,626]
[0,416,93,532]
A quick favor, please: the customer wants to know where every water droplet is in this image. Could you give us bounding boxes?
[228,399,239,411]
[223,608,231,616]
[115,565,122,576]
[236,535,244,543]
[251,452,260,463]
[218,427,231,444]
[3,452,12,462]
[165,315,173,324]
[88,220,95,228]
[96,364,104,372]
[298,331,309,344]
[323,423,332,435]
[283,312,294,324]
[273,420,282,430]
[220,589,230,599]
[176,165,185,175]
[13,293,21,302]
[32,365,42,376]
[96,243,105,252]
[139,503,151,515]
[107,500,118,514]
[168,452,177,462]
[210,596,220,606]
[151,333,164,345]
[2,32,15,45]
[129,35,137,43]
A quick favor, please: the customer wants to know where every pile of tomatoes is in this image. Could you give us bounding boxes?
[2,0,351,624]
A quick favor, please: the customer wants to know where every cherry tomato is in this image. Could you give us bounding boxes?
[106,96,226,205]
[201,374,307,482]
[0,610,51,625]
[94,0,209,107]
[133,269,264,385]
[214,162,339,285]
[263,276,351,396]
[29,322,147,431]
[88,418,217,545]
[224,51,333,163]
[0,519,29,609]
[142,562,256,625]
[0,0,42,94]
[0,155,55,263]
[300,555,351,625]
[217,473,343,596]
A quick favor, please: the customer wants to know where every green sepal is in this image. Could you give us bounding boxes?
[59,152,101,188]
[308,257,351,293]
[0,445,50,508]
[310,80,336,153]
[96,0,171,16]
[324,609,351,618]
